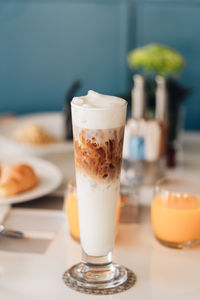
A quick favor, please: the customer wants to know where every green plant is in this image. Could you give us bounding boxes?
[128,43,186,78]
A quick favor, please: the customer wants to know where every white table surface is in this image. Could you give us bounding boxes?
[0,132,200,300]
[0,208,200,300]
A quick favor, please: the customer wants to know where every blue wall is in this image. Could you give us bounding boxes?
[136,0,200,130]
[0,0,200,129]
[0,0,129,113]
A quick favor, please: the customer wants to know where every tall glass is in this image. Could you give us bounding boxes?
[67,92,127,289]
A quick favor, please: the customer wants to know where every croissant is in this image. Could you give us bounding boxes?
[0,164,38,197]
[13,123,57,145]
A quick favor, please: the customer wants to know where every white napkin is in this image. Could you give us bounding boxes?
[0,208,64,254]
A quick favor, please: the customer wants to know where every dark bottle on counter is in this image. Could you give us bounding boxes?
[63,80,81,140]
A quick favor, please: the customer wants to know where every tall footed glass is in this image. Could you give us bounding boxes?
[67,91,127,289]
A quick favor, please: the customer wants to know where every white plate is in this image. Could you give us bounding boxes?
[0,112,73,157]
[0,156,63,206]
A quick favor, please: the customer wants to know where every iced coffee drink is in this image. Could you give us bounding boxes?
[68,90,127,289]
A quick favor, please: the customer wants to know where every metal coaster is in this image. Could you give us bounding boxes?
[62,267,136,295]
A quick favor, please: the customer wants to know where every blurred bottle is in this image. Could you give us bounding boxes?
[155,75,168,122]
[129,75,146,161]
[155,75,168,160]
[131,74,146,119]
[122,74,168,186]
[63,80,81,140]
[155,76,178,168]
[122,75,146,187]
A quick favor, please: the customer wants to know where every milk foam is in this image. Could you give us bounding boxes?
[71,90,127,129]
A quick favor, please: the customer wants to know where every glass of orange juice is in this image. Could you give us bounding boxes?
[64,178,80,241]
[151,177,200,249]
[65,178,121,242]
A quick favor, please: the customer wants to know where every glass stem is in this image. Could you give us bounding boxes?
[82,249,113,265]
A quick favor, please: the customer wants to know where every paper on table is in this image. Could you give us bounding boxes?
[0,236,52,254]
[0,205,10,224]
[0,208,64,254]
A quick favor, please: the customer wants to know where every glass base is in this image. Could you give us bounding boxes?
[156,236,200,249]
[67,262,128,289]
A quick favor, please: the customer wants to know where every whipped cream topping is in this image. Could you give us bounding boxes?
[72,90,126,109]
[71,90,127,129]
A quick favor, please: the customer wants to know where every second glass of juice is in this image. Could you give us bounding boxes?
[151,177,200,249]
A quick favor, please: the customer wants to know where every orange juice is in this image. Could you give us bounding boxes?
[151,194,200,244]
[66,192,121,241]
[66,193,80,241]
